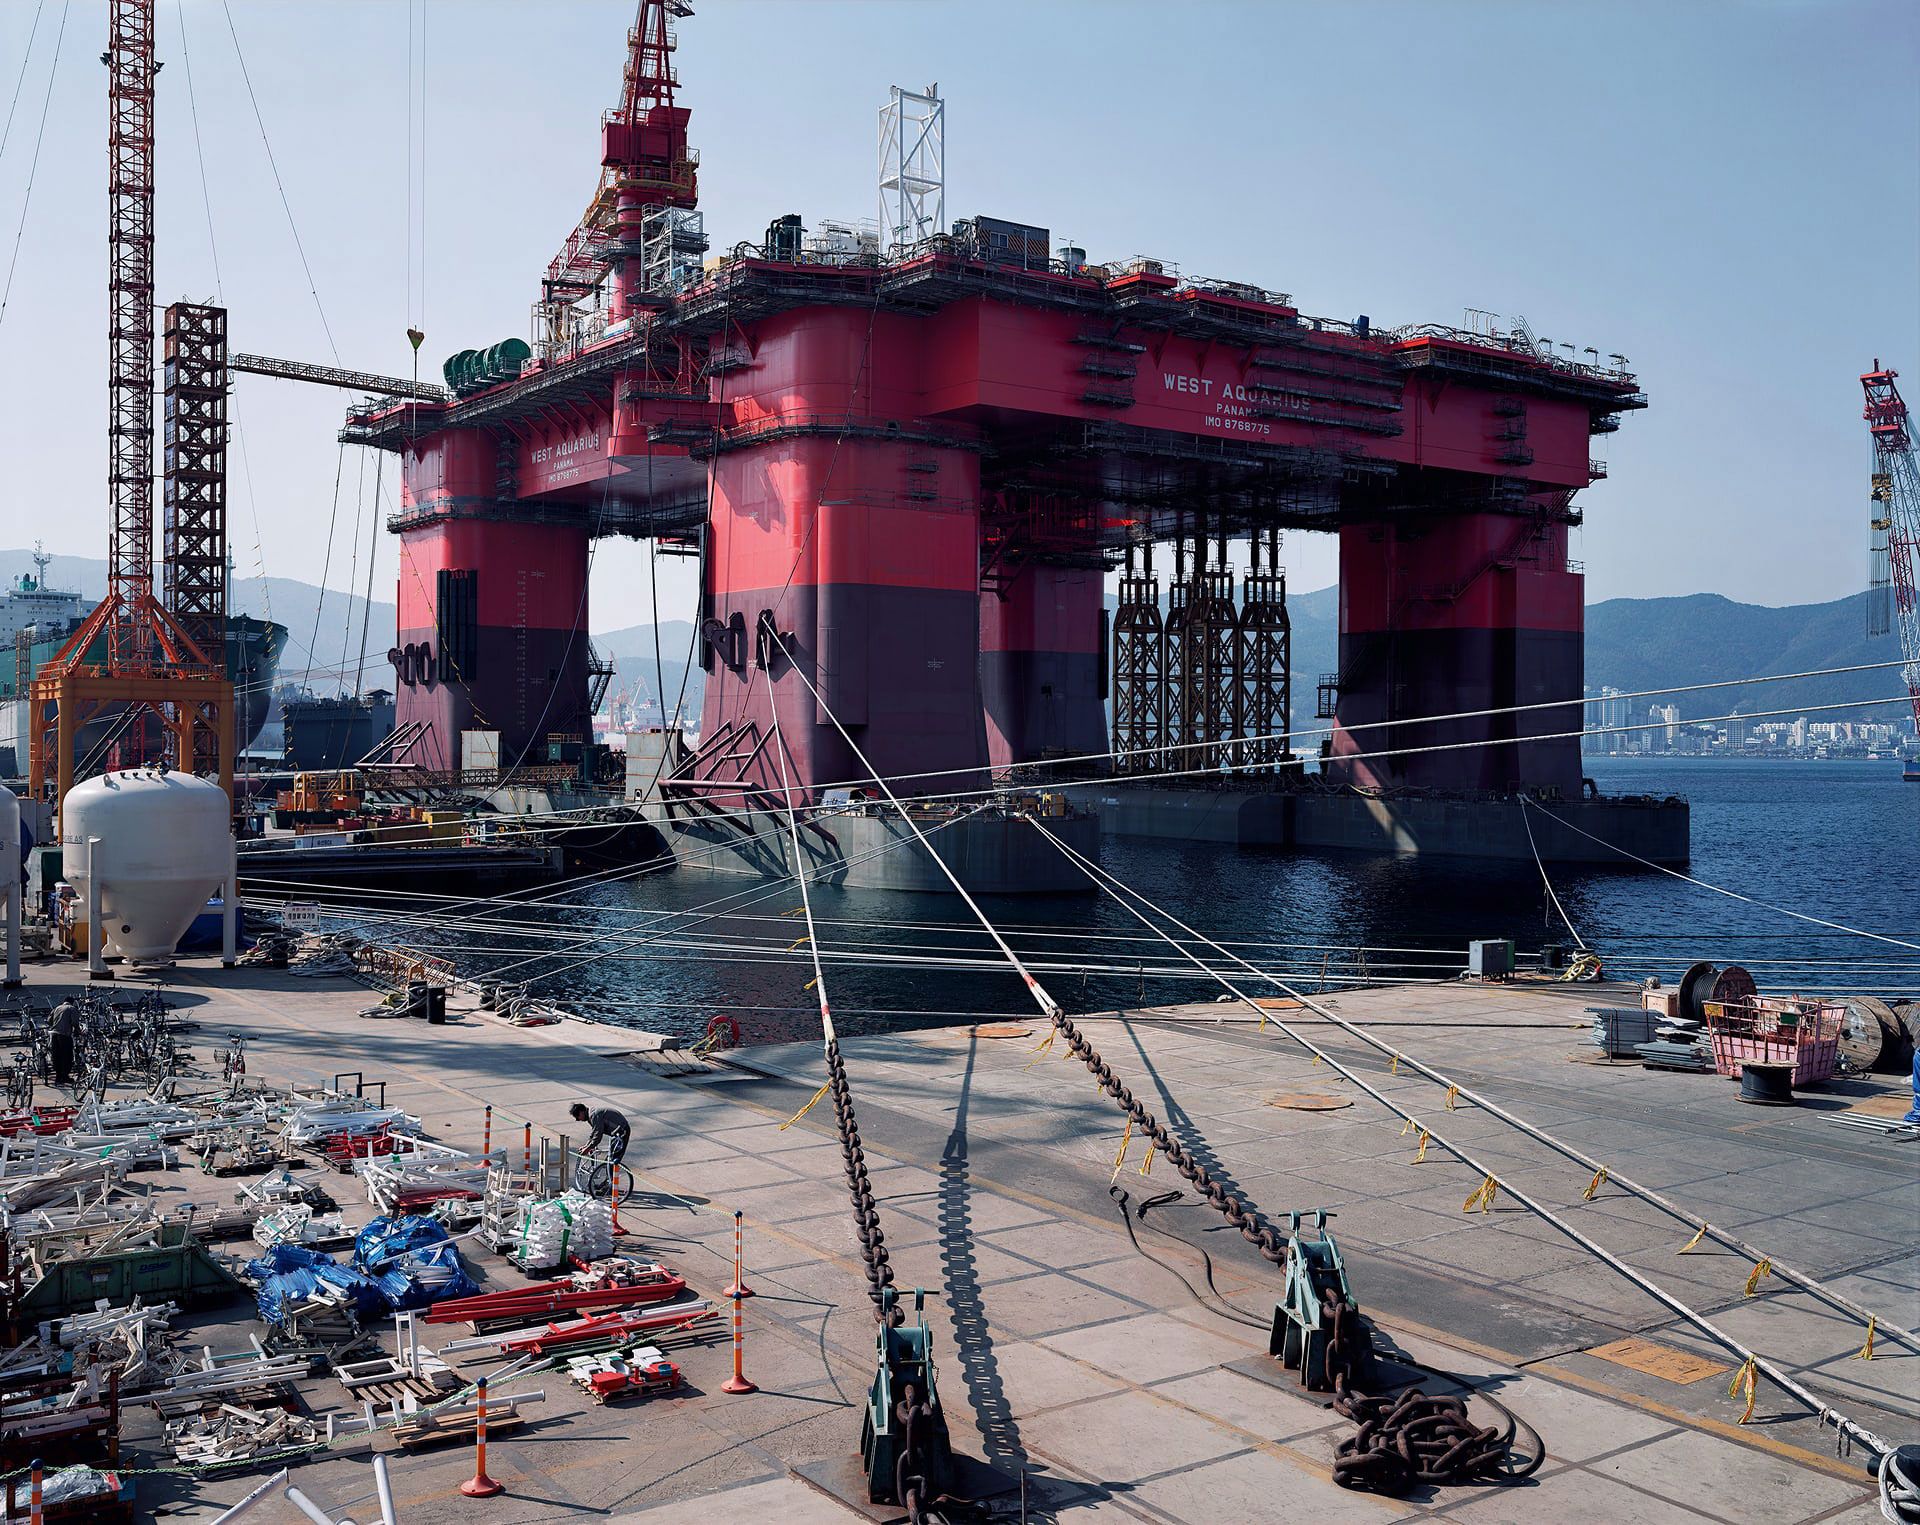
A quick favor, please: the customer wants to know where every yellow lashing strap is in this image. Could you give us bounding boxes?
[1678,1222,1709,1255]
[779,1081,832,1132]
[1138,1145,1154,1176]
[1444,1084,1460,1111]
[1857,1316,1876,1361]
[1389,1053,1399,1075]
[1312,1053,1322,1067]
[785,935,811,952]
[1024,1031,1056,1069]
[1109,1116,1133,1185]
[1414,1129,1431,1165]
[1744,1258,1773,1298]
[1583,1166,1609,1202]
[1399,1117,1413,1137]
[1462,1174,1498,1213]
[803,978,817,992]
[1729,1356,1758,1424]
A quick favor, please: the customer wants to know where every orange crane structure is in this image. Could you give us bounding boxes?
[27,0,235,824]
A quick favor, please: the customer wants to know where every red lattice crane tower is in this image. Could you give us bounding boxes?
[28,0,233,822]
[539,0,699,332]
[1863,363,1920,749]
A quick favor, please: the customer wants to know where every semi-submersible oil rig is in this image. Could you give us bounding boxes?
[343,1,1687,892]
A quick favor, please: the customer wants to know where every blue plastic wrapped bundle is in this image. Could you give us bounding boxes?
[354,1215,452,1274]
[245,1242,388,1323]
[371,1240,479,1310]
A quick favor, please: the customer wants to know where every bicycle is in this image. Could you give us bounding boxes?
[4,1051,32,1112]
[212,1033,247,1094]
[572,1144,636,1206]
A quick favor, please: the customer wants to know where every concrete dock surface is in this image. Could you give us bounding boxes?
[12,957,1913,1523]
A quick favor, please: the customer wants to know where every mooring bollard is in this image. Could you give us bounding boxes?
[721,1289,756,1394]
[724,1209,754,1299]
[459,1377,505,1497]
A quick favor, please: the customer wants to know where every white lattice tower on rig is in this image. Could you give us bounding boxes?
[1863,362,1920,734]
[879,84,944,251]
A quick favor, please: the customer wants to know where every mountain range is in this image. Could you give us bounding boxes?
[5,549,1902,727]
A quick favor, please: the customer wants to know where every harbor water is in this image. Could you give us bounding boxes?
[329,758,1919,1042]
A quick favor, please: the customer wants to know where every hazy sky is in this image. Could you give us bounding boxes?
[1,0,1915,642]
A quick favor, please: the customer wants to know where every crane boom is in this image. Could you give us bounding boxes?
[1862,362,1920,749]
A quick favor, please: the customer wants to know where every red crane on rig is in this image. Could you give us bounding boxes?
[27,0,235,822]
[539,0,700,343]
[1863,362,1920,779]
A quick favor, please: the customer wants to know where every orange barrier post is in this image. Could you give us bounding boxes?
[29,1457,42,1525]
[522,1123,532,1182]
[721,1290,756,1394]
[610,1161,628,1237]
[723,1209,754,1299]
[459,1377,505,1497]
[482,1104,492,1160]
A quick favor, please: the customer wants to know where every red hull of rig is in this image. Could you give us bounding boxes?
[345,11,1641,812]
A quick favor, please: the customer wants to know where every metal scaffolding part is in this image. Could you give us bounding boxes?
[878,84,944,250]
[231,352,449,402]
[163,303,230,662]
[106,0,157,670]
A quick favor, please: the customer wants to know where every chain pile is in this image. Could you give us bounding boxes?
[1319,1286,1533,1495]
[1049,1011,1290,1271]
[825,1036,902,1327]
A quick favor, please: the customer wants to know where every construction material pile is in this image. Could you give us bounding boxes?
[246,1214,477,1328]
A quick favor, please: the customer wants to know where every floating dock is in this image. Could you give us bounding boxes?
[9,954,1907,1522]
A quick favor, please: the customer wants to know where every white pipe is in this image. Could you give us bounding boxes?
[208,1470,290,1524]
[85,836,108,980]
[221,836,238,968]
[373,1454,399,1525]
[283,1485,339,1525]
[0,784,19,988]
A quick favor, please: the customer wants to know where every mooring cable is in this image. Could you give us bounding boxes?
[1024,817,1907,1455]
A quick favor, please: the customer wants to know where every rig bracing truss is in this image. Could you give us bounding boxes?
[1111,551,1166,774]
[1110,526,1294,777]
[1862,363,1920,730]
[878,84,945,251]
[1239,527,1292,769]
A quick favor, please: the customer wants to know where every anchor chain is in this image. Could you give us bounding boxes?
[827,1036,904,1327]
[1321,1286,1523,1494]
[1050,1011,1290,1272]
[896,1381,935,1523]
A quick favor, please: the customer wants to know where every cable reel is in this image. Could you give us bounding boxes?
[861,1286,954,1511]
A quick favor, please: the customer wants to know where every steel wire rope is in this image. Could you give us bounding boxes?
[0,0,67,338]
[175,1,223,301]
[632,690,1920,815]
[768,628,1296,1272]
[1521,801,1587,952]
[302,443,348,689]
[1023,818,1920,1372]
[0,0,48,169]
[353,452,385,695]
[614,655,1920,805]
[332,448,371,744]
[221,0,339,360]
[1520,796,1920,955]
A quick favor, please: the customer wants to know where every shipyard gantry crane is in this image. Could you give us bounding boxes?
[1863,362,1920,768]
[29,0,235,821]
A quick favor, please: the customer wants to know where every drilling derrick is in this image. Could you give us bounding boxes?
[1862,363,1920,748]
[29,0,233,822]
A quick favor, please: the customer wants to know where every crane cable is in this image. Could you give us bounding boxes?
[0,0,68,337]
[1022,817,1920,1397]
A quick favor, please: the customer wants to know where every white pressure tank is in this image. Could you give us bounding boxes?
[62,768,230,963]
